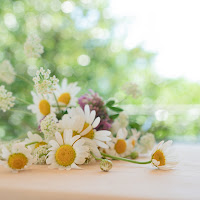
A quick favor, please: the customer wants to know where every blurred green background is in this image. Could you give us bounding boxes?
[1,0,200,142]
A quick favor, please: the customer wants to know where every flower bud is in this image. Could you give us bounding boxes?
[130,151,139,159]
[100,159,112,172]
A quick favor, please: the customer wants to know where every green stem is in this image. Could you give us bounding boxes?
[52,105,67,107]
[16,97,31,105]
[25,141,38,147]
[39,153,48,158]
[10,109,33,116]
[101,152,151,164]
[118,96,128,104]
[16,74,33,85]
[90,151,103,161]
[53,92,60,112]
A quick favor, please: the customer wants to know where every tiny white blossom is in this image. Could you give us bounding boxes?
[24,34,44,58]
[138,133,156,154]
[0,60,16,84]
[33,67,59,95]
[40,114,59,142]
[111,112,129,134]
[122,82,141,98]
[33,144,49,165]
[0,85,15,112]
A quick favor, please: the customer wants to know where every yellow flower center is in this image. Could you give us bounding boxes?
[55,145,76,166]
[39,100,51,116]
[114,139,127,154]
[35,142,47,149]
[58,93,71,105]
[152,150,166,166]
[81,123,94,139]
[8,153,28,170]
[131,139,136,148]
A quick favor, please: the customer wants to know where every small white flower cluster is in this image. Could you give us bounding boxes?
[24,34,44,58]
[0,60,16,85]
[111,112,129,134]
[40,114,59,141]
[138,133,156,154]
[123,82,141,98]
[0,85,15,112]
[33,144,49,165]
[33,67,59,94]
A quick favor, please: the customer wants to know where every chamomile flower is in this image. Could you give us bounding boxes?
[24,131,47,150]
[0,85,15,112]
[127,129,140,151]
[46,131,89,170]
[55,78,81,110]
[151,140,178,170]
[28,91,55,121]
[0,143,34,172]
[67,105,111,149]
[0,60,16,84]
[106,128,129,157]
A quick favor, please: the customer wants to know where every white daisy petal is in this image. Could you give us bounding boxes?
[88,110,96,124]
[92,117,100,128]
[55,132,63,146]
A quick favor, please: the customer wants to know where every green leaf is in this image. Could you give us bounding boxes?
[109,114,119,120]
[106,100,115,107]
[109,107,123,112]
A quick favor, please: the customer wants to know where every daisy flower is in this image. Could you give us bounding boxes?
[67,105,111,149]
[0,143,34,172]
[55,78,81,110]
[127,129,140,151]
[46,131,89,170]
[106,128,129,157]
[28,91,55,121]
[24,131,47,150]
[151,140,178,170]
[0,60,16,84]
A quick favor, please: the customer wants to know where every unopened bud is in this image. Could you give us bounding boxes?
[100,159,112,172]
[130,151,139,159]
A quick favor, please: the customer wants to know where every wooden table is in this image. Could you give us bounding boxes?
[0,144,199,200]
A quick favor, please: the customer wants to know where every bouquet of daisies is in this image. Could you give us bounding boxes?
[0,35,178,173]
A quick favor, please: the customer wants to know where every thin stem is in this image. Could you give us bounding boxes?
[52,105,67,107]
[90,151,103,161]
[118,96,128,104]
[39,153,48,158]
[16,97,31,105]
[53,92,60,112]
[10,109,33,116]
[16,74,33,86]
[25,141,38,147]
[101,152,151,165]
